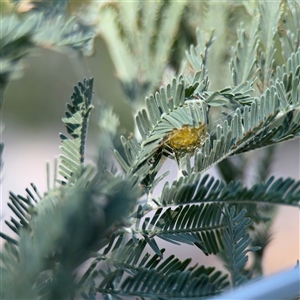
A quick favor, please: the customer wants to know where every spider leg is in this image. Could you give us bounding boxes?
[162,144,176,159]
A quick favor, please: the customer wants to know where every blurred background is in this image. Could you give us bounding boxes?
[1,1,299,277]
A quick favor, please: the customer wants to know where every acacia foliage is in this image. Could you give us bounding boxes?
[1,1,300,299]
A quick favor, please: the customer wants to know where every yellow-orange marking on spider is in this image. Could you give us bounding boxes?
[163,122,207,153]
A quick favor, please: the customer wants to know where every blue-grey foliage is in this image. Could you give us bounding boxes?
[1,1,300,299]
